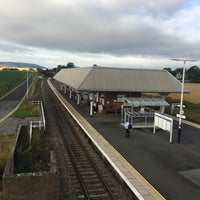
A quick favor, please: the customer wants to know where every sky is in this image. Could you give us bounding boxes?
[0,0,200,69]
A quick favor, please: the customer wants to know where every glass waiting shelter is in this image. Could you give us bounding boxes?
[121,97,169,128]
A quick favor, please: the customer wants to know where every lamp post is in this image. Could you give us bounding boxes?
[172,58,198,143]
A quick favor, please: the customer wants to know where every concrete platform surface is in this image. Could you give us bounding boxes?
[57,86,200,200]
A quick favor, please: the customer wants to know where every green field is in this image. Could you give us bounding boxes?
[167,83,200,124]
[0,70,26,98]
[168,83,200,104]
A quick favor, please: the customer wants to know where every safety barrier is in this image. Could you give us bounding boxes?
[29,101,46,145]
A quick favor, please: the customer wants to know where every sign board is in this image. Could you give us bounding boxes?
[176,114,186,119]
[171,103,185,114]
[153,113,173,143]
[177,105,186,108]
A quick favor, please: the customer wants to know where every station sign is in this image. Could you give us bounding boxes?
[176,114,186,119]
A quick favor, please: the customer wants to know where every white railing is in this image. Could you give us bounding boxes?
[29,101,46,145]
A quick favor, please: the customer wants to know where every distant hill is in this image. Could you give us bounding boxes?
[0,62,46,69]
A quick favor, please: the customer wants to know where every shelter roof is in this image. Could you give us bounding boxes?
[124,97,169,107]
[54,66,188,93]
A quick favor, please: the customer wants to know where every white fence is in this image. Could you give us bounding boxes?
[29,101,46,145]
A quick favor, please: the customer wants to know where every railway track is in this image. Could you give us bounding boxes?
[42,79,136,200]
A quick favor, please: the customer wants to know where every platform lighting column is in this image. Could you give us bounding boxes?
[121,105,124,124]
[90,101,93,117]
[69,90,72,99]
[96,92,99,102]
[77,92,80,105]
[171,58,198,143]
[89,93,94,117]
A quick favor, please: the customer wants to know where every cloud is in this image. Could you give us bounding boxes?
[0,0,199,67]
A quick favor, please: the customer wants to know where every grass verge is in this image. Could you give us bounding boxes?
[11,76,42,118]
[11,99,40,118]
[0,134,16,196]
[15,129,50,173]
[165,97,200,124]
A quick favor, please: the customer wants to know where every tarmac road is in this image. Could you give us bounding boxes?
[0,74,33,122]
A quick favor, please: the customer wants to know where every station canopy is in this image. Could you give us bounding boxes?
[124,97,169,107]
[53,66,189,93]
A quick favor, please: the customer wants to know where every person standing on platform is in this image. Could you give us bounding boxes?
[124,121,130,138]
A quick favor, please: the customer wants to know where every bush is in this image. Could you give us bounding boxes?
[14,129,50,173]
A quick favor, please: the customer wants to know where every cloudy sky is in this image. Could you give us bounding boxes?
[0,0,200,69]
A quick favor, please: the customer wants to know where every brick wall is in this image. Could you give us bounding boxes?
[3,172,59,200]
[2,125,59,200]
[104,92,141,112]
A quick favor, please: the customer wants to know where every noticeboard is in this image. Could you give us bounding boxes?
[153,113,173,143]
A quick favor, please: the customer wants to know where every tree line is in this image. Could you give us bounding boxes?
[39,62,75,77]
[164,65,200,83]
[39,62,200,83]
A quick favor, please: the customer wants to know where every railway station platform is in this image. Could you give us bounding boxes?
[50,80,200,200]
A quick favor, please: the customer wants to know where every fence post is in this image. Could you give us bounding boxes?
[29,121,32,146]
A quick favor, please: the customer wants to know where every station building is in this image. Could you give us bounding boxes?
[53,66,187,127]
